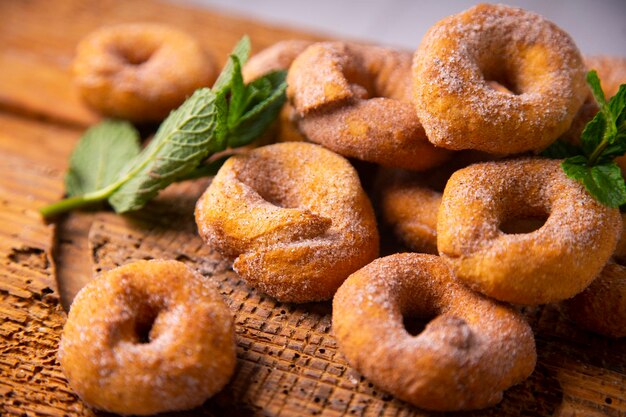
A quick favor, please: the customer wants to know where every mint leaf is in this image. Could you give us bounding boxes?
[213,36,251,93]
[108,88,227,213]
[586,70,607,107]
[226,55,247,128]
[540,139,580,159]
[66,120,140,196]
[562,159,626,207]
[225,70,287,148]
[580,111,606,157]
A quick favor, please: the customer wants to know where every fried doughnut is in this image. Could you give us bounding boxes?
[73,23,217,122]
[563,261,626,338]
[58,260,236,415]
[375,152,495,253]
[437,158,622,305]
[413,4,587,154]
[195,142,379,302]
[287,42,450,170]
[333,253,536,411]
[242,40,314,143]
[242,39,313,83]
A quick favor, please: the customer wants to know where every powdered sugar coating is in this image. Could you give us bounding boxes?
[413,3,587,154]
[437,158,622,305]
[195,142,379,302]
[332,253,536,411]
[58,260,236,415]
[287,42,450,171]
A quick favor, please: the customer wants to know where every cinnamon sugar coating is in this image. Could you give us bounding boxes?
[332,253,536,411]
[73,23,216,122]
[287,42,450,170]
[195,142,379,302]
[58,260,236,415]
[413,3,587,154]
[437,158,622,305]
[375,151,495,253]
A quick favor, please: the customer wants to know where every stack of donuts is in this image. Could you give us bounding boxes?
[60,3,626,415]
[196,3,626,411]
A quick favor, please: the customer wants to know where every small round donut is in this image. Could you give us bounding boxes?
[333,253,536,411]
[242,39,313,83]
[73,23,217,122]
[375,152,495,253]
[58,260,236,415]
[563,260,626,338]
[287,42,450,171]
[413,4,587,154]
[437,158,622,305]
[242,40,314,143]
[195,142,379,303]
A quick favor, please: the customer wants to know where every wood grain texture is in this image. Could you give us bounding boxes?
[0,0,625,416]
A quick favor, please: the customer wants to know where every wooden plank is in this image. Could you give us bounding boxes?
[0,0,625,416]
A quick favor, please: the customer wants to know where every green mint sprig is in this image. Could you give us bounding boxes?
[41,36,287,218]
[542,70,626,207]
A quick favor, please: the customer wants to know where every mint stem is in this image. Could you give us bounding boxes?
[40,187,113,218]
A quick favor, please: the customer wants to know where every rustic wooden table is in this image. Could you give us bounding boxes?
[1,1,625,416]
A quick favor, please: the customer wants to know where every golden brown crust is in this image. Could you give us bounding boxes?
[58,260,236,415]
[413,3,587,154]
[562,261,626,338]
[287,42,450,170]
[332,253,536,411]
[73,23,216,122]
[437,158,622,305]
[242,39,313,83]
[195,142,379,302]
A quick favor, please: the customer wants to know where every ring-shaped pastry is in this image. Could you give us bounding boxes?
[333,253,536,411]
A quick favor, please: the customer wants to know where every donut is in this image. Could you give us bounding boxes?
[413,3,587,154]
[375,151,495,254]
[287,42,450,171]
[242,40,314,143]
[58,260,236,415]
[562,260,626,338]
[332,253,536,411]
[195,142,379,302]
[73,23,217,122]
[242,39,313,83]
[437,158,622,305]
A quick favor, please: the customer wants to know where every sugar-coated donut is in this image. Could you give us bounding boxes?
[413,4,587,154]
[437,158,622,305]
[73,23,216,122]
[242,39,313,83]
[58,260,236,415]
[333,253,536,411]
[287,42,450,170]
[242,40,313,143]
[563,261,626,338]
[195,142,379,302]
[375,152,495,253]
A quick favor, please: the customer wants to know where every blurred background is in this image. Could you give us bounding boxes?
[176,0,626,55]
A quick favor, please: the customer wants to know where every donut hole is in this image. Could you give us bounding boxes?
[113,42,155,66]
[402,314,433,336]
[499,214,548,234]
[481,59,522,95]
[134,305,160,344]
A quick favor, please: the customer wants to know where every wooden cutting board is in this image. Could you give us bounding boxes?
[1,1,625,416]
